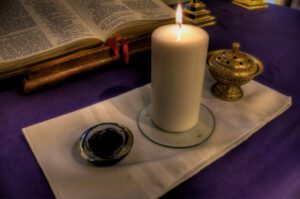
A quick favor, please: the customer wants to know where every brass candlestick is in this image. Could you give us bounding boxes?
[183,0,216,27]
[232,0,268,10]
[207,43,264,101]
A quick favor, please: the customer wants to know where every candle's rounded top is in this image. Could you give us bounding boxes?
[152,24,208,44]
[207,42,263,78]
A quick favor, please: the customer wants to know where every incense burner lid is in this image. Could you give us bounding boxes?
[208,42,263,78]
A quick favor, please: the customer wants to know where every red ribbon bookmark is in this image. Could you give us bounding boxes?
[105,35,129,64]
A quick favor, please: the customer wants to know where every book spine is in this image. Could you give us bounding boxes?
[23,56,119,93]
[23,36,151,93]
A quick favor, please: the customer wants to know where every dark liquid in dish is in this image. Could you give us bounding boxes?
[88,128,124,158]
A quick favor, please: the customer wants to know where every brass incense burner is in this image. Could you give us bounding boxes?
[207,42,264,101]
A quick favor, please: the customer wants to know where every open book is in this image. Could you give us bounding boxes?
[0,0,174,80]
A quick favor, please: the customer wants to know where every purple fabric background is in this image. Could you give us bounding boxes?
[1,0,300,198]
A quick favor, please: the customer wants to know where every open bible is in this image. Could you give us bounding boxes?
[0,0,174,92]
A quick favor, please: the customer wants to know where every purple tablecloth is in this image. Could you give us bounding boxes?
[1,0,300,198]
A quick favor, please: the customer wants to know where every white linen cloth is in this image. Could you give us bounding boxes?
[23,73,291,199]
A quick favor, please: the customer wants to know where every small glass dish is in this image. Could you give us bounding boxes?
[78,123,134,166]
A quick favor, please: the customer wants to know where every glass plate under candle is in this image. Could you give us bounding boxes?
[137,104,215,148]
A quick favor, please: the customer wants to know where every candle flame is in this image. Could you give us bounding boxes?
[176,4,182,27]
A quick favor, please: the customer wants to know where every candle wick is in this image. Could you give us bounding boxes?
[179,23,182,29]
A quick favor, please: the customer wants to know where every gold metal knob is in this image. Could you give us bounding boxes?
[232,42,240,53]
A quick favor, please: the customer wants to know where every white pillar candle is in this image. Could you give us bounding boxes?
[151,8,209,132]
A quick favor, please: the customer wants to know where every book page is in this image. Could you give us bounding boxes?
[0,0,98,64]
[68,0,174,41]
